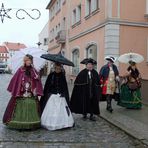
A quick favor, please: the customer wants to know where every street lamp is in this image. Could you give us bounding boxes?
[36,42,42,48]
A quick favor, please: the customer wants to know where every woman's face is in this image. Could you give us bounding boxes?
[55,65,62,73]
[25,58,32,66]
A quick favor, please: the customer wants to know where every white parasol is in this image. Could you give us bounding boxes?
[118,52,144,64]
[10,47,47,73]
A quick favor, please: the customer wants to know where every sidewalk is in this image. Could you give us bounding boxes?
[100,101,148,146]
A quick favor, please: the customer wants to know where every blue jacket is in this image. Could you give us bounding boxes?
[99,64,119,81]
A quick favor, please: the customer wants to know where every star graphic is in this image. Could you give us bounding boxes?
[0,3,12,23]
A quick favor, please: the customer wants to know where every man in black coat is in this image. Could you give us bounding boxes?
[70,58,101,121]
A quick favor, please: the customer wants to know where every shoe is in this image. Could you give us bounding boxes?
[72,123,75,127]
[82,115,87,121]
[89,116,96,121]
[106,107,113,113]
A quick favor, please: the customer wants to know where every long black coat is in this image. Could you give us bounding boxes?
[70,68,101,115]
[40,72,69,113]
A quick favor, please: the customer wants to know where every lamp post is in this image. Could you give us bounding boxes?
[36,42,42,48]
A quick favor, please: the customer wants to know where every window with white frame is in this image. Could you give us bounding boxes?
[53,29,55,38]
[59,0,61,9]
[44,38,48,45]
[49,30,52,41]
[50,28,54,40]
[55,1,59,13]
[85,0,91,16]
[72,49,79,75]
[76,5,81,22]
[56,25,58,36]
[72,9,76,25]
[85,0,99,16]
[146,0,148,14]
[72,4,81,25]
[62,17,66,30]
[58,23,61,32]
[62,0,66,5]
[55,0,61,13]
[86,44,97,69]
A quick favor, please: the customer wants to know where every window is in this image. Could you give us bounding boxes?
[62,17,66,30]
[146,0,148,14]
[50,28,55,40]
[53,29,55,38]
[49,6,55,20]
[91,0,98,12]
[85,0,99,16]
[85,0,91,16]
[76,5,81,22]
[58,23,61,32]
[55,0,61,13]
[72,49,79,75]
[55,26,58,36]
[86,44,97,69]
[72,9,76,25]
[72,4,81,26]
[44,38,48,45]
[62,0,66,5]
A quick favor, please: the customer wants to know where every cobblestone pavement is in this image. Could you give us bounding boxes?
[0,74,147,148]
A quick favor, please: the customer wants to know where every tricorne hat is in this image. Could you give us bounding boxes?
[80,58,97,65]
[105,56,116,63]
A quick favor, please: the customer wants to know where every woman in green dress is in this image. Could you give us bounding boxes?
[118,61,142,109]
[3,54,43,130]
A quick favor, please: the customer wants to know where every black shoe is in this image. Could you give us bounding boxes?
[82,115,87,120]
[89,116,96,121]
[72,123,75,127]
[106,107,113,113]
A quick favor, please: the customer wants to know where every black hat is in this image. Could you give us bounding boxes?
[105,56,115,63]
[80,58,97,65]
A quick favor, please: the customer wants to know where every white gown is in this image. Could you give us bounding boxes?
[41,94,74,130]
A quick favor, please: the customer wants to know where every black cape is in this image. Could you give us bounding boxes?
[70,68,101,115]
[40,71,69,113]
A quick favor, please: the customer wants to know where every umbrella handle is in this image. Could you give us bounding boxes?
[32,66,39,79]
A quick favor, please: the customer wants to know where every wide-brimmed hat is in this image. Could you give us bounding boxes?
[80,58,97,65]
[105,56,116,63]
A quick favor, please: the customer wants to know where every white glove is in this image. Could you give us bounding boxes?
[115,76,120,82]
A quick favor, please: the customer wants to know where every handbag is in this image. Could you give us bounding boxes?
[127,81,141,90]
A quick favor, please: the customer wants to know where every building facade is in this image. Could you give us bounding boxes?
[46,0,148,103]
[39,21,49,51]
[2,42,27,69]
[0,46,9,63]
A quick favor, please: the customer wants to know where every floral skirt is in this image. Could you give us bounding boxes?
[117,84,142,109]
[6,97,40,130]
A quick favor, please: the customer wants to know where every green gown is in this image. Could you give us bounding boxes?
[118,84,142,109]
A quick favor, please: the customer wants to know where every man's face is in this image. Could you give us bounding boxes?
[86,63,93,71]
[108,60,113,66]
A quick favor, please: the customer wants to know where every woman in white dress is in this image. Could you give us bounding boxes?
[40,63,74,130]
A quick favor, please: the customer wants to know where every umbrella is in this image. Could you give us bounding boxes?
[41,52,74,67]
[118,52,144,64]
[10,47,47,73]
[80,58,97,65]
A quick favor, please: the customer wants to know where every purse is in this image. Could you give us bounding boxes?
[127,80,141,91]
